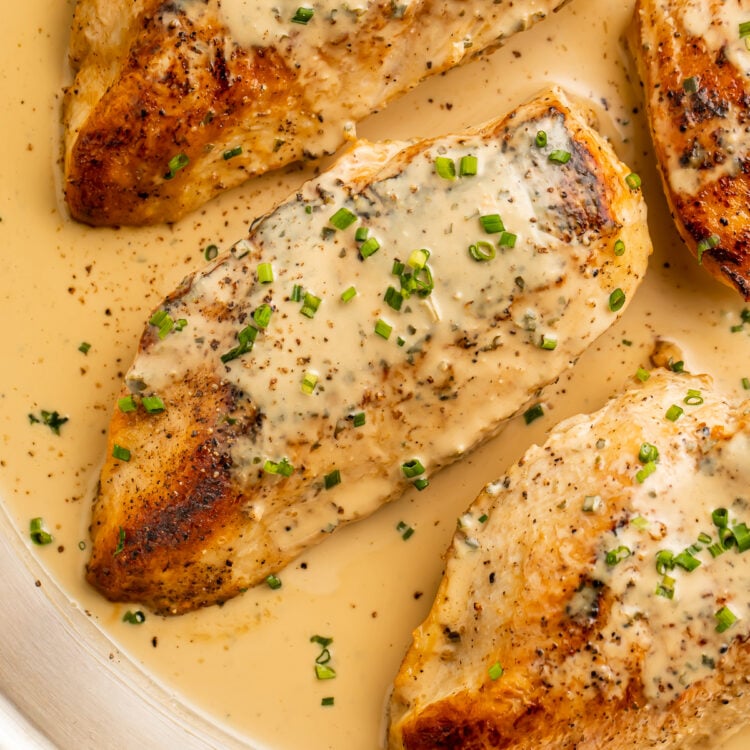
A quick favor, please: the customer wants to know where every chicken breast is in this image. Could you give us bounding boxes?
[63,0,571,227]
[86,88,650,615]
[630,0,750,299]
[388,369,750,749]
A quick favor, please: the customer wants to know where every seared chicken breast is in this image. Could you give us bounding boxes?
[63,0,571,226]
[630,0,750,299]
[389,370,750,749]
[86,88,650,615]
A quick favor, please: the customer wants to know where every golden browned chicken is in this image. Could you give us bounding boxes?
[630,0,750,299]
[86,88,650,615]
[63,0,572,226]
[389,369,750,749]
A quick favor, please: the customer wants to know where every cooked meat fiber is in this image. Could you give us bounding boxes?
[630,0,750,299]
[389,370,750,749]
[63,0,572,226]
[86,88,650,615]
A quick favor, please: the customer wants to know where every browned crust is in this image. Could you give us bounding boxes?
[630,0,750,299]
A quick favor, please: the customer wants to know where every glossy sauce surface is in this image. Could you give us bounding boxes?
[2,0,750,748]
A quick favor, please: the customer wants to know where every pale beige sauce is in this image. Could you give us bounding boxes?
[2,0,750,748]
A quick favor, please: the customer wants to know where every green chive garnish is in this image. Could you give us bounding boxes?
[488,662,504,680]
[341,286,357,302]
[204,244,219,261]
[324,469,341,489]
[375,319,392,339]
[112,444,131,462]
[264,458,295,477]
[665,404,683,421]
[614,239,625,256]
[638,442,659,464]
[321,696,335,707]
[605,545,631,566]
[523,403,544,424]
[118,395,137,413]
[165,152,188,179]
[221,324,258,363]
[459,155,478,176]
[253,303,273,329]
[223,146,243,160]
[359,237,380,258]
[434,156,456,180]
[29,517,53,546]
[468,241,495,262]
[397,520,415,540]
[257,262,274,284]
[540,335,558,351]
[498,231,517,248]
[480,214,504,234]
[301,371,318,394]
[684,389,703,405]
[329,207,357,230]
[636,460,657,483]
[300,292,322,318]
[401,459,425,478]
[78,341,91,354]
[292,6,314,23]
[635,367,650,382]
[122,610,146,624]
[266,574,282,590]
[141,395,165,413]
[352,412,365,427]
[608,288,626,312]
[535,130,547,148]
[715,605,737,633]
[625,172,642,190]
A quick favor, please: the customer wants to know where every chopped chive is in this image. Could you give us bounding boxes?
[732,522,750,552]
[665,404,684,421]
[401,459,425,478]
[223,146,243,160]
[638,442,659,464]
[655,574,675,599]
[684,389,703,405]
[479,214,504,234]
[655,550,675,574]
[122,610,146,624]
[498,231,517,248]
[673,549,701,571]
[291,284,303,302]
[329,207,357,230]
[459,155,478,176]
[141,395,165,413]
[636,460,657,483]
[266,574,282,590]
[374,319,392,339]
[257,262,274,284]
[697,234,720,263]
[488,662,504,680]
[165,152,188,179]
[605,545,631,566]
[742,377,750,390]
[221,324,258,363]
[384,286,404,311]
[635,367,650,382]
[715,605,737,633]
[712,507,729,528]
[739,20,750,38]
[523,403,544,424]
[292,6,314,23]
[29,517,53,546]
[355,226,369,242]
[204,244,219,261]
[301,371,319,394]
[357,236,380,259]
[407,248,430,270]
[118,395,137,413]
[539,334,558,351]
[548,149,571,165]
[263,458,295,477]
[341,286,357,302]
[434,156,456,179]
[300,292,322,318]
[352,412,366,427]
[28,409,69,435]
[608,288,626,312]
[468,241,496,262]
[321,696,335,706]
[253,303,273,329]
[114,526,125,556]
[625,172,642,190]
[413,477,429,491]
[324,469,341,490]
[315,664,336,680]
[78,341,91,354]
[535,130,547,148]
[112,444,131,462]
[614,239,626,256]
[397,520,415,540]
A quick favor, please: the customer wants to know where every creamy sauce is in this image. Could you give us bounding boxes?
[2,0,750,748]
